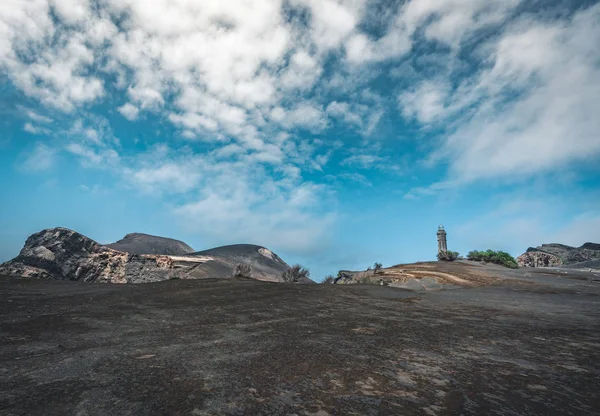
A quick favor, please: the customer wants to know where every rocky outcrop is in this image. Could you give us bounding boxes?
[0,228,177,283]
[334,270,381,284]
[519,242,600,267]
[105,233,195,256]
[517,251,563,268]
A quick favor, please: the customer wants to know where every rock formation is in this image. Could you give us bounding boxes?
[517,242,600,267]
[516,251,563,268]
[0,228,176,283]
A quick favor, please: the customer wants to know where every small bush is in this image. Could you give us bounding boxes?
[373,262,383,274]
[322,275,335,284]
[282,264,310,283]
[437,250,459,261]
[467,250,519,269]
[233,264,252,278]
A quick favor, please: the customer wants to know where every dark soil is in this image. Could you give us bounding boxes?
[1,271,599,415]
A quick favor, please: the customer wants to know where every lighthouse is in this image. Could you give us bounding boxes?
[437,225,447,254]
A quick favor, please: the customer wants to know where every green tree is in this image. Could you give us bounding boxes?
[437,250,459,261]
[467,250,519,269]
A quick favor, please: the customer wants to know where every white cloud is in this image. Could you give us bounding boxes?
[291,0,365,51]
[20,107,53,124]
[429,4,600,181]
[399,80,450,124]
[4,30,104,111]
[337,172,373,187]
[403,180,458,200]
[345,0,521,64]
[174,177,335,254]
[279,103,328,132]
[117,103,140,121]
[65,143,119,167]
[131,163,201,194]
[23,123,51,135]
[50,0,90,25]
[341,154,385,169]
[279,50,322,91]
[401,0,521,48]
[19,142,56,172]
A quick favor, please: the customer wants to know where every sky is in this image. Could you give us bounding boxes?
[1,0,600,281]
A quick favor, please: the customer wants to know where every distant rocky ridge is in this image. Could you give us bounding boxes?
[517,242,600,268]
[0,228,305,283]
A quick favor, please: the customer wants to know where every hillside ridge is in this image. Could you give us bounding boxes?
[0,228,298,283]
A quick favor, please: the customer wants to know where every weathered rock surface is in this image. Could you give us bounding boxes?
[0,228,176,283]
[519,242,600,267]
[517,251,563,268]
[106,233,195,256]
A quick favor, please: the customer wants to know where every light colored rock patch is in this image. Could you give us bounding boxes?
[29,246,55,261]
[169,255,213,263]
[258,248,274,260]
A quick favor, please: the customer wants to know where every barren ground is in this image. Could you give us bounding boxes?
[1,263,600,415]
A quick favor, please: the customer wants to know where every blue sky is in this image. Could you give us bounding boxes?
[1,0,600,281]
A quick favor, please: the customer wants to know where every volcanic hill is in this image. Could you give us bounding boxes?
[0,228,299,283]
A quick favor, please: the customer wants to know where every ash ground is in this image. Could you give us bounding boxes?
[1,264,600,415]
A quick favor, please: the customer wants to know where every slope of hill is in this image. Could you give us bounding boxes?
[106,233,195,256]
[190,244,296,282]
[0,228,298,283]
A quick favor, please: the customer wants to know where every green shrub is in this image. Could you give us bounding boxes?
[373,262,383,273]
[467,250,519,269]
[437,250,459,261]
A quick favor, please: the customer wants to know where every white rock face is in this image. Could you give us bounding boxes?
[29,246,55,261]
[258,248,275,260]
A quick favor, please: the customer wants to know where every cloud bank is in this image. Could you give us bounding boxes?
[2,0,599,252]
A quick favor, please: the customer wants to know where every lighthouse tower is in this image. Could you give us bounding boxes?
[437,225,447,254]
